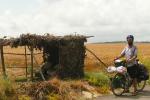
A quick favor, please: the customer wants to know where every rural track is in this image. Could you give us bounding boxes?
[95,85,150,100]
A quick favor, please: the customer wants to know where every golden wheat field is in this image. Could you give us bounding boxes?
[85,43,150,72]
[0,43,150,77]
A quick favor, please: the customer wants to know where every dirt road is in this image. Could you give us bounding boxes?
[95,85,150,100]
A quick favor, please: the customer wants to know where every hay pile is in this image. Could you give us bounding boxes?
[18,78,89,100]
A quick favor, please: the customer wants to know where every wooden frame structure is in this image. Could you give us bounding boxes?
[0,34,91,80]
[0,44,42,81]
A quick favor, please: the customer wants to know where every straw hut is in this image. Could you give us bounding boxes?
[0,34,87,79]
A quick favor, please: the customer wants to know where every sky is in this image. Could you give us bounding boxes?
[0,0,150,42]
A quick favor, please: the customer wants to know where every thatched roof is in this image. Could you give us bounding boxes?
[0,34,87,50]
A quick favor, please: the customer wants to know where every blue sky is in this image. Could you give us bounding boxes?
[0,0,150,42]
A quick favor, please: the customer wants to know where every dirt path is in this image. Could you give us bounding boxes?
[95,85,150,100]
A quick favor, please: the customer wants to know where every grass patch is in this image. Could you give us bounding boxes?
[18,95,31,100]
[140,58,150,85]
[141,58,150,70]
[47,93,61,100]
[95,85,110,94]
[85,72,110,87]
[0,77,16,100]
[15,77,27,82]
[84,72,110,94]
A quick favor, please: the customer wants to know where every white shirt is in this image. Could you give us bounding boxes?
[121,45,138,67]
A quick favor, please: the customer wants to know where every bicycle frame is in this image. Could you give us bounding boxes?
[109,59,146,96]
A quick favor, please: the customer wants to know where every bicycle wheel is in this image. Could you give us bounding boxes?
[137,80,146,92]
[111,73,126,96]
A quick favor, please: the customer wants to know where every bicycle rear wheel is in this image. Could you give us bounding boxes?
[137,80,146,92]
[111,73,126,96]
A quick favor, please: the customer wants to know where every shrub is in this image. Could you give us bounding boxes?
[0,77,15,100]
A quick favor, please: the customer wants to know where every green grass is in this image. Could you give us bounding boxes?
[85,72,110,87]
[18,95,31,100]
[84,72,110,94]
[141,59,150,70]
[140,57,150,85]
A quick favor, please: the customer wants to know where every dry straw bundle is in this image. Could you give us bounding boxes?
[20,78,89,100]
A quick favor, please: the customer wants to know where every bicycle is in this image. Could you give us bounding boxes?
[107,59,147,96]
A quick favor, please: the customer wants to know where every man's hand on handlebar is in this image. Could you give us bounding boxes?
[126,59,132,63]
[114,56,120,61]
[114,54,124,61]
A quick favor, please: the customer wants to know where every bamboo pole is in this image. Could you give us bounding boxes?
[4,52,42,55]
[25,46,28,78]
[0,45,7,77]
[30,46,34,81]
[86,48,108,67]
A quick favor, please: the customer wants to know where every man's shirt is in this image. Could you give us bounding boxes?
[121,45,138,67]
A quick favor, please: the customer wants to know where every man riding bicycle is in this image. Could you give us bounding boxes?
[115,35,138,96]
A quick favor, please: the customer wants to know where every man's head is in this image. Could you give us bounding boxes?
[126,35,134,46]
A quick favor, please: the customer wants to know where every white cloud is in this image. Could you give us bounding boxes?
[0,0,150,42]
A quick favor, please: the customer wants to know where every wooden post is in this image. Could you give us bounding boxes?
[0,45,7,77]
[25,46,28,78]
[30,46,34,81]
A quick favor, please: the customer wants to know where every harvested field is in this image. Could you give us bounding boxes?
[1,43,150,77]
[85,43,150,72]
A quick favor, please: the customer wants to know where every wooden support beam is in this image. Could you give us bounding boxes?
[0,45,7,77]
[4,52,42,55]
[25,46,28,78]
[30,46,34,81]
[6,67,27,68]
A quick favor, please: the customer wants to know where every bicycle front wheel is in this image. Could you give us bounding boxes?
[111,73,126,96]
